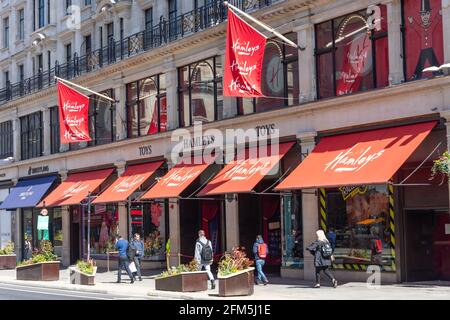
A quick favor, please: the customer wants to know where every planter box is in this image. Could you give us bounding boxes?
[16,261,60,281]
[155,271,208,292]
[0,255,16,270]
[218,268,255,297]
[69,267,97,285]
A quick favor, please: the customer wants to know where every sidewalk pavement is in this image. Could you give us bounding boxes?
[1,268,450,300]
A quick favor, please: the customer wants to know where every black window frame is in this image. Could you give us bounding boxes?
[18,9,24,40]
[69,89,116,151]
[49,106,60,154]
[314,8,389,100]
[38,0,45,28]
[20,111,43,160]
[177,57,223,127]
[0,121,13,159]
[3,17,9,49]
[126,75,167,138]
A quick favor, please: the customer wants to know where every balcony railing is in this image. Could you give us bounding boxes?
[0,0,280,104]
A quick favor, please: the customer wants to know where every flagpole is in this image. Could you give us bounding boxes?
[224,1,305,51]
[55,76,117,103]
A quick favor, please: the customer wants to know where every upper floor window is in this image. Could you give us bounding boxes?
[18,9,24,40]
[85,0,92,6]
[403,0,443,81]
[66,0,73,15]
[127,75,167,138]
[18,65,24,82]
[3,17,9,49]
[315,6,389,99]
[0,121,13,160]
[239,33,299,114]
[178,57,225,127]
[20,111,43,160]
[49,106,60,154]
[38,0,45,28]
[70,89,116,150]
[65,43,72,63]
[4,71,9,87]
[145,8,153,30]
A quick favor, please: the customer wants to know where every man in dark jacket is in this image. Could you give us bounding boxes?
[115,235,134,284]
[253,235,269,285]
[131,233,144,281]
[307,230,337,288]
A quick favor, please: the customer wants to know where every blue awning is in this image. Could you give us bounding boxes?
[0,176,57,210]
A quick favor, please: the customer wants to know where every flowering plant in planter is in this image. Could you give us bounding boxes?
[76,259,96,275]
[158,259,199,278]
[431,151,450,177]
[18,240,57,266]
[218,247,253,277]
[0,242,14,255]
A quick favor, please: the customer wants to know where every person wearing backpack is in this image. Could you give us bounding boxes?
[370,226,383,268]
[194,230,215,289]
[252,235,269,285]
[307,230,338,288]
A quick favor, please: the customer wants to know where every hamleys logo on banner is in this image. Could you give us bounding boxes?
[224,159,272,181]
[62,182,89,198]
[162,168,202,187]
[112,176,146,193]
[63,100,86,113]
[324,145,385,173]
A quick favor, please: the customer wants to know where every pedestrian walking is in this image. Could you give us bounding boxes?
[24,236,32,261]
[194,230,215,289]
[253,235,269,285]
[307,230,338,288]
[131,233,144,281]
[115,235,135,284]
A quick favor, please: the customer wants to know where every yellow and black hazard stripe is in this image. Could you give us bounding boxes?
[388,183,396,272]
[319,188,327,232]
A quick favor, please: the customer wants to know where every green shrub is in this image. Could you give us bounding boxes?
[0,242,14,255]
[17,240,57,266]
[76,260,95,275]
[158,259,199,278]
[218,247,253,277]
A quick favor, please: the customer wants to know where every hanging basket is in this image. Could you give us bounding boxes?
[430,151,450,184]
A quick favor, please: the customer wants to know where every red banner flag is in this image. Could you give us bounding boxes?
[57,81,92,144]
[224,9,267,97]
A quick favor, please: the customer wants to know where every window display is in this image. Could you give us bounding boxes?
[130,202,166,259]
[403,0,443,81]
[83,204,118,255]
[325,185,394,271]
[315,6,388,99]
[282,193,303,268]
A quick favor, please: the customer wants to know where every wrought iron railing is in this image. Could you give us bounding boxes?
[0,0,279,104]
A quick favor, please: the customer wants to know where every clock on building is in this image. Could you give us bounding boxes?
[264,42,284,96]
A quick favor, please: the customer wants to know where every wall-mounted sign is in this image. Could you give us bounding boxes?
[183,135,216,151]
[28,165,49,175]
[138,145,152,157]
[255,123,276,137]
[339,185,368,201]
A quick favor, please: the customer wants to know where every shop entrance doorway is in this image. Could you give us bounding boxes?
[405,210,450,281]
[70,209,80,264]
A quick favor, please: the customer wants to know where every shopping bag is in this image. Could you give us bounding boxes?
[129,261,137,273]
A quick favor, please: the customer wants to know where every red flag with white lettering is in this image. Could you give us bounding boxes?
[224,8,267,97]
[57,81,92,144]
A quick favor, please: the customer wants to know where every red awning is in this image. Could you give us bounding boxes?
[92,161,164,204]
[198,142,295,196]
[39,168,114,207]
[141,157,212,199]
[275,121,437,190]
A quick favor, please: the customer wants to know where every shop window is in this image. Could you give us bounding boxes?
[238,33,300,114]
[22,207,63,259]
[0,120,13,159]
[83,204,118,256]
[282,193,303,269]
[324,185,395,271]
[126,74,167,138]
[70,89,116,150]
[49,107,60,154]
[402,0,444,81]
[178,57,233,127]
[315,6,389,99]
[20,111,43,160]
[130,202,166,259]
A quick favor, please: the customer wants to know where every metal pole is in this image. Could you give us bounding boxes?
[128,198,132,241]
[223,1,305,50]
[55,76,117,103]
[87,191,91,261]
